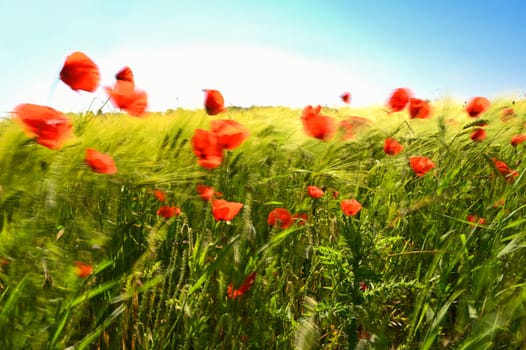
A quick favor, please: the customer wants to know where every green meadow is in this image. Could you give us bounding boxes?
[1,100,526,349]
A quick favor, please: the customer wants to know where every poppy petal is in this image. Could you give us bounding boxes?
[409,156,435,176]
[465,97,490,118]
[14,103,72,149]
[340,199,362,216]
[60,51,100,92]
[204,89,226,115]
[210,119,250,150]
[85,148,117,174]
[115,66,134,84]
[340,92,351,104]
[388,88,412,112]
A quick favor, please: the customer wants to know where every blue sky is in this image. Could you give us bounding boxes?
[1,0,525,115]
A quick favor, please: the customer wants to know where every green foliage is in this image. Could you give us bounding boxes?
[1,101,526,349]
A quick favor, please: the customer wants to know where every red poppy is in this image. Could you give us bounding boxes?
[212,199,243,221]
[74,261,93,278]
[332,191,340,199]
[340,199,362,216]
[85,148,117,174]
[14,103,72,149]
[359,281,368,292]
[388,88,412,112]
[383,138,403,155]
[198,156,223,169]
[493,158,518,181]
[60,51,100,92]
[227,272,256,299]
[493,198,505,208]
[307,185,324,199]
[408,98,431,119]
[340,91,351,104]
[301,105,337,141]
[204,89,226,115]
[291,213,308,225]
[301,105,322,119]
[154,189,167,202]
[302,115,337,141]
[115,66,134,84]
[349,116,370,126]
[467,215,485,225]
[338,116,370,140]
[157,206,182,218]
[197,184,215,201]
[267,208,293,229]
[470,128,486,142]
[409,156,435,177]
[501,107,515,122]
[105,80,148,117]
[465,97,490,117]
[339,119,355,140]
[511,135,526,147]
[192,129,224,169]
[210,119,250,150]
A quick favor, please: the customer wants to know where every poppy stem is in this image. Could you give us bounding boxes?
[97,97,111,115]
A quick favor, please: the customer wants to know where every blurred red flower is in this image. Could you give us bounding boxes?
[301,105,322,119]
[501,107,515,122]
[341,199,362,216]
[154,189,167,202]
[105,80,148,117]
[210,119,250,150]
[511,135,526,147]
[192,129,224,169]
[212,199,243,221]
[470,128,486,142]
[15,103,72,149]
[157,206,182,218]
[227,272,256,299]
[467,215,485,225]
[493,198,505,208]
[383,138,403,155]
[198,156,223,169]
[267,208,293,229]
[60,51,100,92]
[338,116,370,140]
[85,148,117,174]
[115,66,134,84]
[409,156,435,177]
[493,158,518,182]
[74,261,93,278]
[307,185,325,199]
[339,119,355,140]
[388,88,412,112]
[340,91,351,104]
[197,184,215,201]
[301,105,337,141]
[465,97,490,117]
[204,89,226,115]
[408,98,431,119]
[359,281,368,292]
[291,213,308,225]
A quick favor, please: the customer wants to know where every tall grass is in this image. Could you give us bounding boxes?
[1,100,526,349]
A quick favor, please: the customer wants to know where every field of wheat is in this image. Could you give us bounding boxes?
[1,52,526,349]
